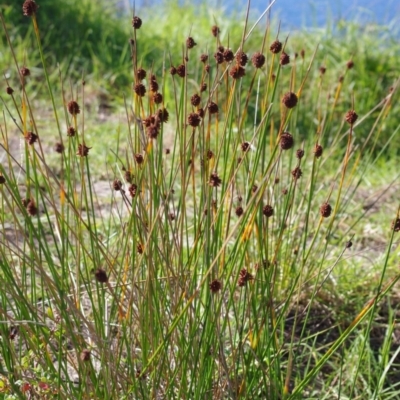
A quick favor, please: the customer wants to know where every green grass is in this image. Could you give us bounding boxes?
[0,0,400,399]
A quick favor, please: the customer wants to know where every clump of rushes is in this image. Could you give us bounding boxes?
[209,280,222,293]
[320,202,332,218]
[280,52,290,65]
[22,0,38,16]
[314,144,323,158]
[280,132,294,150]
[270,39,282,53]
[94,268,108,283]
[238,268,253,287]
[132,16,142,29]
[282,91,298,108]
[251,52,265,68]
[345,109,358,125]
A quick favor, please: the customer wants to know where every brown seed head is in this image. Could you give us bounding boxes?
[124,169,133,183]
[188,112,201,127]
[319,66,327,75]
[23,0,38,16]
[241,142,250,152]
[209,172,222,187]
[263,204,274,218]
[252,185,258,193]
[191,93,201,107]
[134,153,144,164]
[236,51,248,66]
[291,166,302,180]
[296,149,304,159]
[238,268,253,287]
[223,49,234,62]
[320,202,332,218]
[149,80,159,93]
[129,183,138,197]
[347,60,354,69]
[77,143,91,157]
[200,82,207,92]
[207,150,214,159]
[205,64,210,73]
[229,64,246,79]
[300,49,305,59]
[282,92,298,109]
[280,132,294,150]
[113,179,123,191]
[197,108,205,118]
[314,144,323,158]
[280,52,290,65]
[211,25,220,37]
[214,51,224,64]
[346,240,353,249]
[251,52,265,68]
[134,83,146,97]
[26,199,38,216]
[6,87,14,95]
[25,132,38,145]
[132,16,142,29]
[80,349,91,362]
[137,243,144,254]
[0,176,5,184]
[95,268,108,283]
[345,110,358,125]
[270,40,283,54]
[170,66,177,75]
[209,279,222,293]
[200,54,208,63]
[153,92,163,104]
[338,75,344,83]
[67,126,76,137]
[67,100,80,115]
[54,142,64,153]
[157,107,169,123]
[235,206,244,217]
[392,218,400,232]
[208,102,218,114]
[176,64,186,78]
[186,37,197,49]
[137,67,146,81]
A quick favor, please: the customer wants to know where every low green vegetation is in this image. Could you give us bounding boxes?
[0,0,399,399]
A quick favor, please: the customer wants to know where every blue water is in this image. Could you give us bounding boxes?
[128,0,400,30]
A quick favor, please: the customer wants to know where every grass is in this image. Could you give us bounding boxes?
[0,0,400,398]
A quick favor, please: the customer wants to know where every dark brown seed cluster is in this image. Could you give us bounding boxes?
[392,218,400,232]
[80,349,91,362]
[191,93,201,107]
[270,40,282,54]
[132,16,142,29]
[157,107,169,123]
[129,183,138,198]
[235,206,244,217]
[282,92,298,109]
[347,60,354,69]
[124,169,133,183]
[176,64,186,78]
[23,0,38,16]
[241,142,250,152]
[207,150,214,159]
[300,49,305,59]
[346,240,353,249]
[0,176,5,184]
[320,202,332,218]
[143,115,161,139]
[137,67,146,81]
[25,132,38,145]
[20,67,30,77]
[134,83,146,97]
[170,66,177,75]
[208,102,218,114]
[6,87,14,95]
[200,83,207,92]
[137,243,144,254]
[229,64,245,79]
[209,279,222,293]
[186,37,197,49]
[251,52,265,68]
[77,143,91,157]
[95,268,108,283]
[153,92,163,104]
[26,199,38,216]
[238,268,253,287]
[211,25,220,37]
[314,144,323,158]
[263,205,274,218]
[296,149,304,159]
[214,51,224,64]
[280,132,294,150]
[280,52,290,65]
[113,179,123,191]
[134,153,144,165]
[200,54,208,63]
[54,142,64,153]
[236,51,248,66]
[187,112,201,127]
[223,49,234,62]
[67,126,76,137]
[291,166,302,180]
[67,100,80,115]
[209,172,222,187]
[149,75,158,92]
[345,110,358,125]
